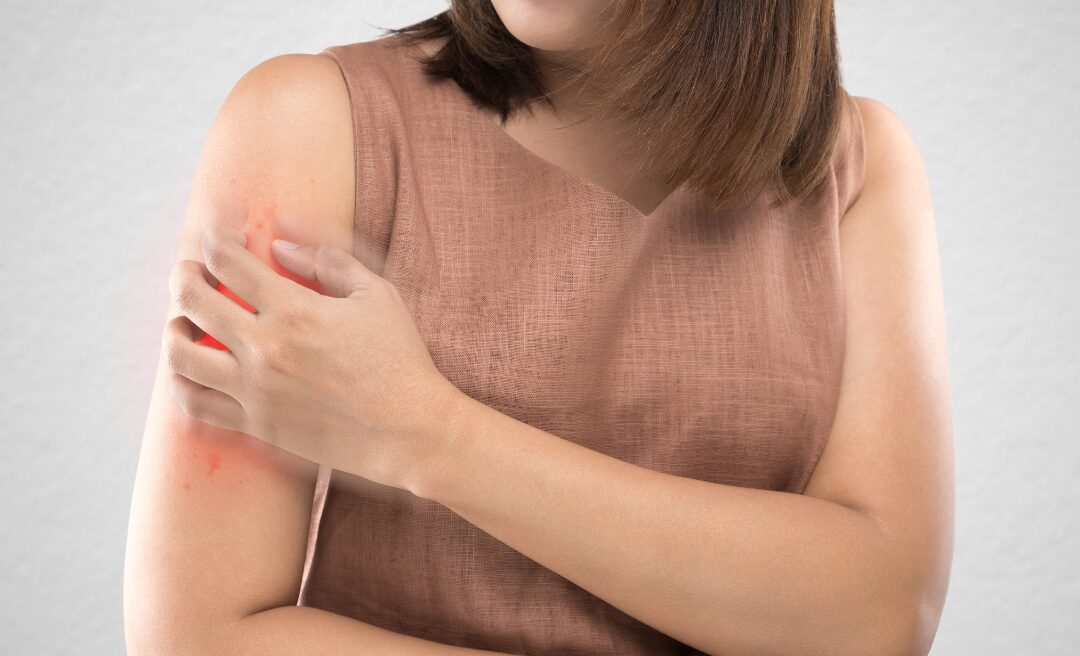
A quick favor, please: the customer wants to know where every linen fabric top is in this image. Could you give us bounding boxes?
[298,33,867,656]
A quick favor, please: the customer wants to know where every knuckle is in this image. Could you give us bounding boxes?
[169,262,199,310]
[250,337,290,373]
[326,248,349,268]
[163,333,185,373]
[313,245,333,263]
[317,246,349,272]
[174,283,197,313]
[203,239,230,274]
[247,276,264,303]
[276,302,314,331]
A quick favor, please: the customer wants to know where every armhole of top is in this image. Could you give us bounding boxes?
[316,44,397,278]
[317,48,359,248]
[836,93,868,226]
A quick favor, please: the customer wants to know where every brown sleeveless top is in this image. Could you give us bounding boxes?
[299,34,866,656]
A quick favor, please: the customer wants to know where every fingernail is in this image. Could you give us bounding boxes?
[274,239,299,250]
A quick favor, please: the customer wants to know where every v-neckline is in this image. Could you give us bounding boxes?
[473,108,686,219]
[394,35,685,219]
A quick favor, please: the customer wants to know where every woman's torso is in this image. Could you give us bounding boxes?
[298,33,866,656]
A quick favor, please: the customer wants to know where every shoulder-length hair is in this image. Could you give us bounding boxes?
[382,0,848,213]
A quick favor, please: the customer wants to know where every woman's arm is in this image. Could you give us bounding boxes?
[123,53,513,656]
[410,96,954,656]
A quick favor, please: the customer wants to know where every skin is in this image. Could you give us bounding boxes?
[162,225,452,489]
[411,93,955,656]
[484,0,680,216]
[123,54,509,655]
[125,7,954,656]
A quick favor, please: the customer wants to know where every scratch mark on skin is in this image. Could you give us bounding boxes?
[183,451,221,486]
[207,452,221,476]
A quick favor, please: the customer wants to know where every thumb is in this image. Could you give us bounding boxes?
[271,239,372,298]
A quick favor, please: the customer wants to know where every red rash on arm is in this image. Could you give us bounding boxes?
[195,204,327,351]
[182,204,329,488]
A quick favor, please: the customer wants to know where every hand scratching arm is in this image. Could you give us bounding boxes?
[122,52,515,656]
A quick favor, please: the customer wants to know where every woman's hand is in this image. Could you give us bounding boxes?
[162,224,457,491]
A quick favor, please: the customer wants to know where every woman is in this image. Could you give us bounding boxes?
[124,1,954,654]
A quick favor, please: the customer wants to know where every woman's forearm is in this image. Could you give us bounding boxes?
[222,605,515,656]
[408,390,918,656]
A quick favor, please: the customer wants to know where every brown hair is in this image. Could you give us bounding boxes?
[381,0,848,212]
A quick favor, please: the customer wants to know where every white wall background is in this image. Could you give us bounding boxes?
[1,1,1076,654]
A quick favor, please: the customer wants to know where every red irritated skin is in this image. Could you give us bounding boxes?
[194,283,254,350]
[196,212,328,350]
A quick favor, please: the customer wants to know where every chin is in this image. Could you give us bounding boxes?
[489,0,608,53]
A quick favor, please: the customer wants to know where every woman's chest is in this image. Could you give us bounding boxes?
[387,208,845,493]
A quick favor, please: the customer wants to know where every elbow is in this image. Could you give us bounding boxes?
[851,593,944,656]
[124,584,264,656]
[892,595,945,656]
[124,598,229,656]
[845,521,949,656]
[125,621,221,656]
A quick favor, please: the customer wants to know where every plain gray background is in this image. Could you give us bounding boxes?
[2,1,1077,654]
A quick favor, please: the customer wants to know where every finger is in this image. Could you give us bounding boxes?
[169,258,255,352]
[201,225,279,311]
[270,240,374,299]
[162,314,242,398]
[166,369,246,433]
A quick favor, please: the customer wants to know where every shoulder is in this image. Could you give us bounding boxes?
[218,53,353,156]
[832,95,929,225]
[838,95,935,271]
[215,53,353,176]
[196,53,355,249]
[848,96,930,207]
[230,52,348,100]
[851,95,915,149]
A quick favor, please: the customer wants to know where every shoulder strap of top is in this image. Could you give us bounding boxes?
[835,92,868,220]
[318,40,406,277]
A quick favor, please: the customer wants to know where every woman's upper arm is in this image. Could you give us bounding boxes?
[124,53,355,655]
[801,96,954,650]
